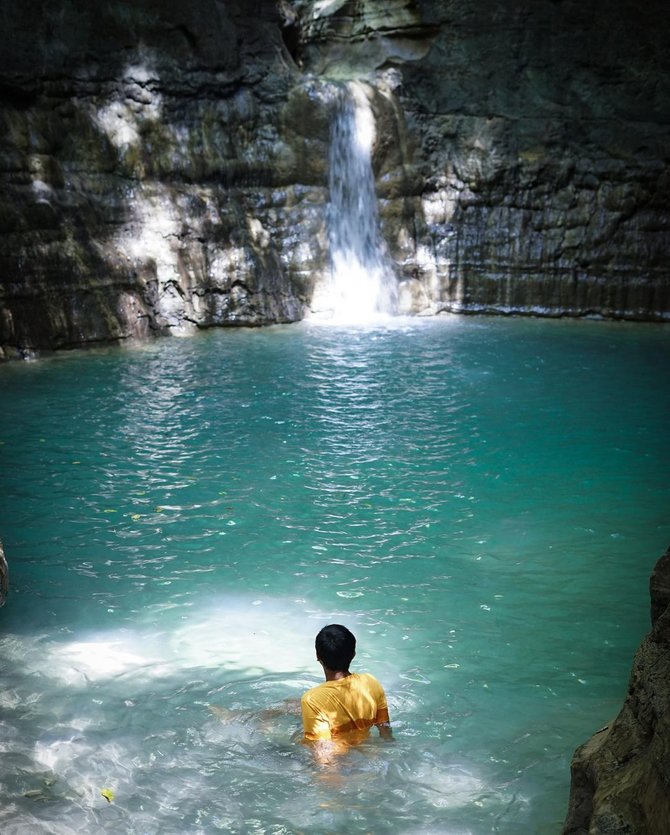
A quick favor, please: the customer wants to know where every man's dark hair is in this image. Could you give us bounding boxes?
[315,624,356,671]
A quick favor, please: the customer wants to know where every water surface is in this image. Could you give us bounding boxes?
[0,316,668,833]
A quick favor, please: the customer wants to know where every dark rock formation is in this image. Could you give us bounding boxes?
[563,547,670,834]
[0,0,320,357]
[0,538,7,606]
[1,0,669,356]
[297,0,670,320]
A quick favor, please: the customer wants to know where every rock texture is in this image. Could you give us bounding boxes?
[298,0,670,319]
[0,539,7,607]
[0,0,322,357]
[1,0,669,356]
[562,547,670,835]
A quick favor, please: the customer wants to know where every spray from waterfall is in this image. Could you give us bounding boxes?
[312,81,397,322]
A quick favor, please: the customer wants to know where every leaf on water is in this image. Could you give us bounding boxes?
[101,788,114,803]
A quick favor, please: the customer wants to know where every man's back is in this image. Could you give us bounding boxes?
[301,671,389,743]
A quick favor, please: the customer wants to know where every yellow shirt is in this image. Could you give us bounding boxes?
[301,672,389,742]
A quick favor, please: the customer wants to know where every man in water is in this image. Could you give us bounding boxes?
[301,624,392,758]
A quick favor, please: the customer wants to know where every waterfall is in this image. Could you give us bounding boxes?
[312,81,397,322]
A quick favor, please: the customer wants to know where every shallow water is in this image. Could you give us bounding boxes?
[0,315,668,834]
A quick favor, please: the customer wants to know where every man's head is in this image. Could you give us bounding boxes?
[315,624,356,672]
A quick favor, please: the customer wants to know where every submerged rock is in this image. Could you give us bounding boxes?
[562,547,670,834]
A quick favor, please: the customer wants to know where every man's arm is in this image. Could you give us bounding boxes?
[376,721,393,740]
[256,697,302,721]
[209,697,301,724]
[373,687,392,740]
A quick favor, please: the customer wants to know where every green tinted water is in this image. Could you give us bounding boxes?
[0,316,668,833]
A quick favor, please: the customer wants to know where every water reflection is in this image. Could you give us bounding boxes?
[0,318,668,832]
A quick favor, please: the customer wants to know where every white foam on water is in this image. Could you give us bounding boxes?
[11,596,321,686]
[0,629,526,833]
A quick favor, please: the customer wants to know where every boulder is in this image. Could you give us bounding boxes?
[562,547,670,834]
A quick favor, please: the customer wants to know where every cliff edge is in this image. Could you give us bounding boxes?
[563,547,670,834]
[0,538,7,607]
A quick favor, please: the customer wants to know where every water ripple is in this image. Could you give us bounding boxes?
[0,318,668,832]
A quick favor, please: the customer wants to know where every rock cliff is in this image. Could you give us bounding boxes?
[0,0,317,357]
[562,547,670,834]
[0,539,7,607]
[1,0,669,357]
[298,0,670,319]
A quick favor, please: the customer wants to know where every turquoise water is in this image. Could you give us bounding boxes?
[0,315,668,834]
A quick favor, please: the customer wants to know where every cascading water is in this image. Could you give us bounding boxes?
[311,81,397,322]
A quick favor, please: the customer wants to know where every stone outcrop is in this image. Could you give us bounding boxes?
[562,547,670,834]
[0,538,7,607]
[1,0,669,357]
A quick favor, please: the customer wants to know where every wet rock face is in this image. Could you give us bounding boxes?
[0,0,327,356]
[332,0,670,319]
[0,0,669,356]
[562,547,670,835]
[0,539,7,606]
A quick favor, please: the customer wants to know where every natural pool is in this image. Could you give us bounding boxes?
[0,315,668,834]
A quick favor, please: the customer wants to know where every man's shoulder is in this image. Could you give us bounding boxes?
[301,681,328,703]
[353,672,382,686]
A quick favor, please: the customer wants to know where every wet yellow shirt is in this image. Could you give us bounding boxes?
[301,673,389,743]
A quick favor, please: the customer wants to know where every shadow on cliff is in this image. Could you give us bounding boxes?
[0,0,316,356]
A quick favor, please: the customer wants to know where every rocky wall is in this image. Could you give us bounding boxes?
[0,0,325,358]
[296,0,670,319]
[562,547,670,834]
[1,0,669,358]
[0,539,7,607]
